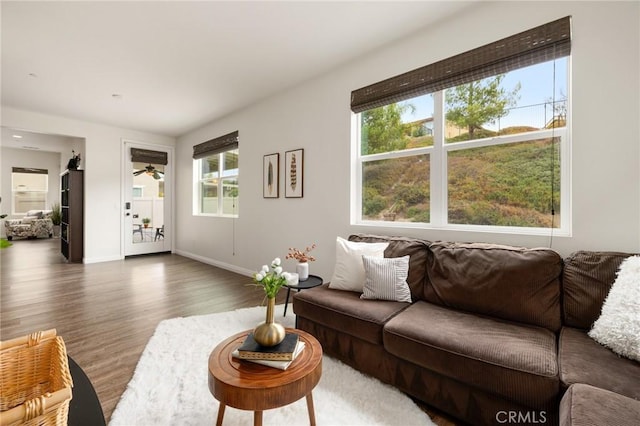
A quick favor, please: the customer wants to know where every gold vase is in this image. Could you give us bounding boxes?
[253,297,286,347]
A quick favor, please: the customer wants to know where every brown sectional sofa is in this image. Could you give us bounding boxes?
[293,234,640,425]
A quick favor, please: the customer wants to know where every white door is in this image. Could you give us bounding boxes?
[124,142,172,256]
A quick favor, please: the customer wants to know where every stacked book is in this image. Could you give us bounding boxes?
[232,332,305,370]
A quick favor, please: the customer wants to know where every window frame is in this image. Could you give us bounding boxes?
[132,185,144,198]
[11,169,49,215]
[193,148,239,218]
[353,72,571,236]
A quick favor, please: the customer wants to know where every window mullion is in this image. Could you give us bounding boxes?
[352,114,363,224]
[199,160,205,215]
[559,58,572,233]
[559,127,570,232]
[218,153,224,214]
[431,91,446,225]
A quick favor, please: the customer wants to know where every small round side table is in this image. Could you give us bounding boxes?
[208,328,322,426]
[283,274,323,317]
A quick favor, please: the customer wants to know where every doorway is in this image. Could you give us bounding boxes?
[123,141,172,256]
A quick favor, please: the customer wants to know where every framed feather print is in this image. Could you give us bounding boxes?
[263,153,279,198]
[285,149,303,198]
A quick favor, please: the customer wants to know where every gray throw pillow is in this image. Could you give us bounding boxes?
[361,255,411,303]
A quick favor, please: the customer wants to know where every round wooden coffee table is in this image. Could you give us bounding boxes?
[208,328,322,426]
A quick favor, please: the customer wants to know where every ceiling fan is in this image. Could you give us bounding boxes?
[133,164,164,180]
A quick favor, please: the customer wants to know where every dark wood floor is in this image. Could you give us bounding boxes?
[1,238,456,425]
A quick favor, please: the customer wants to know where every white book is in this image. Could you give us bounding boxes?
[232,341,306,370]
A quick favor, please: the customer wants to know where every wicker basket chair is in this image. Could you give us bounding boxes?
[0,330,73,426]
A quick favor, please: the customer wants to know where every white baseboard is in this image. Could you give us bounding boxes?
[83,254,124,264]
[174,249,253,277]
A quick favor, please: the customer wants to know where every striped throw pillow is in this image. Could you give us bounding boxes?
[361,255,412,303]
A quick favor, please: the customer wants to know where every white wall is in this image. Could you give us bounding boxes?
[175,1,640,280]
[1,107,175,262]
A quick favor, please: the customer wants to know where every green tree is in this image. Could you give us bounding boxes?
[361,103,414,154]
[445,75,520,139]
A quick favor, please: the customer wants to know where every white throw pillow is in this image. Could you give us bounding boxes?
[588,255,640,361]
[361,255,412,303]
[328,237,389,292]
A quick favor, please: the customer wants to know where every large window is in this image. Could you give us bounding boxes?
[11,167,48,214]
[193,131,239,217]
[353,18,570,234]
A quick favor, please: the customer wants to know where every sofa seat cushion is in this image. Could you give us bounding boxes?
[384,301,559,406]
[560,383,640,426]
[293,284,410,345]
[558,326,640,399]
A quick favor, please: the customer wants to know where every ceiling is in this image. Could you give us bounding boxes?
[0,126,81,154]
[2,1,476,138]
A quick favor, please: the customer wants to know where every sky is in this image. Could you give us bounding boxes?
[401,57,569,130]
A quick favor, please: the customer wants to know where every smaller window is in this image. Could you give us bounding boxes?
[195,149,238,216]
[132,186,144,198]
[11,168,48,214]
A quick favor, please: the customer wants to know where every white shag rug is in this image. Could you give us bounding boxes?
[110,304,434,426]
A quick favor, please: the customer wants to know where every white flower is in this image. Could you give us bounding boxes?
[272,257,281,266]
[255,272,264,281]
[261,265,269,274]
[274,266,283,275]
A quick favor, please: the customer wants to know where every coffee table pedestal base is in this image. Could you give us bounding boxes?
[215,392,316,426]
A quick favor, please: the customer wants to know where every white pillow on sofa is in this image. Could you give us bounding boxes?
[329,237,388,292]
[588,255,640,362]
[25,210,43,218]
[361,255,412,303]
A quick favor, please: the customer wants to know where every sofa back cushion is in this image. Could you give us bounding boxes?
[426,242,563,331]
[562,251,636,330]
[348,234,430,302]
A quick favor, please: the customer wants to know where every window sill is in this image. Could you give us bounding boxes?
[354,219,570,238]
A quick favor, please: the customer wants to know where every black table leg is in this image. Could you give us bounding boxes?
[284,287,292,317]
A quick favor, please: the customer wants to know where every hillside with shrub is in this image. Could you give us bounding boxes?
[362,127,560,227]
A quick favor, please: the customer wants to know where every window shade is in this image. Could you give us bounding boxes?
[130,148,168,165]
[351,16,571,113]
[12,167,48,174]
[193,131,239,159]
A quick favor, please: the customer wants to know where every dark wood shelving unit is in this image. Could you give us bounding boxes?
[61,169,84,262]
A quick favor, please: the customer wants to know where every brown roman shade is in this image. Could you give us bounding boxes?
[131,148,168,165]
[12,167,48,174]
[193,131,239,159]
[351,16,571,113]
